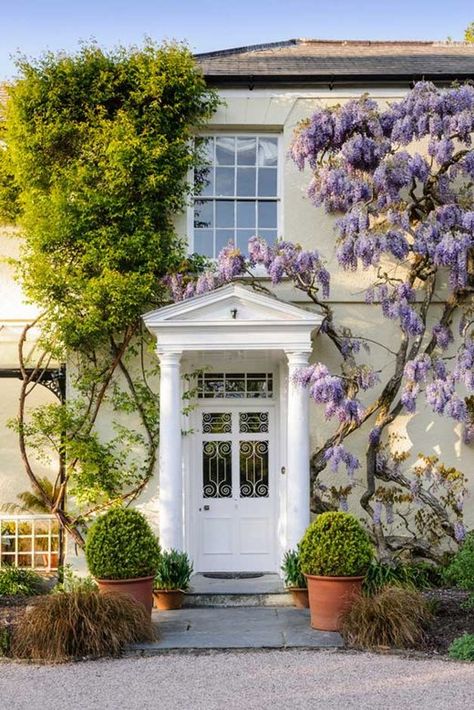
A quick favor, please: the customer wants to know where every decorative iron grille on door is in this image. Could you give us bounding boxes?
[201,409,269,499]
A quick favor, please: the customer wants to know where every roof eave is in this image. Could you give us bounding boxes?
[203,72,474,88]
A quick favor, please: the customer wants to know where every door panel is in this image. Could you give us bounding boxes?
[195,405,275,572]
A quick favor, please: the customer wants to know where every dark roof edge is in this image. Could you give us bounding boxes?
[204,72,474,87]
[195,39,299,59]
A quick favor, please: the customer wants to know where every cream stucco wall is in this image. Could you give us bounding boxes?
[194,87,474,530]
[0,226,58,508]
[1,85,473,559]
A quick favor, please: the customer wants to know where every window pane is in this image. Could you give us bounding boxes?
[258,168,277,196]
[237,168,256,197]
[240,441,269,497]
[216,230,235,253]
[216,137,235,165]
[198,136,214,162]
[203,441,232,498]
[216,201,234,228]
[236,201,256,228]
[194,229,214,257]
[194,200,213,229]
[198,166,214,196]
[258,137,278,166]
[202,412,232,434]
[237,137,257,165]
[239,411,269,433]
[257,201,277,229]
[258,229,278,246]
[236,230,255,253]
[215,167,235,196]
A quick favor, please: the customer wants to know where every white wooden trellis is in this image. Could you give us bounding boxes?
[0,514,60,571]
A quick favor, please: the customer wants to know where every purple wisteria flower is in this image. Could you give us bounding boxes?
[454,520,466,542]
[324,444,360,479]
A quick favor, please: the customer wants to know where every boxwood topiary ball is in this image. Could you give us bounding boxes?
[299,511,373,577]
[85,507,161,580]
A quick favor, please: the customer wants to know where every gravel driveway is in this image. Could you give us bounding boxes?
[1,650,473,710]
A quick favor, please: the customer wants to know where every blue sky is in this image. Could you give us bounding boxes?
[0,0,473,80]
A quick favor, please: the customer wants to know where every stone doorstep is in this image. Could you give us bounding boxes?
[181,573,292,607]
[182,591,293,608]
[127,607,344,654]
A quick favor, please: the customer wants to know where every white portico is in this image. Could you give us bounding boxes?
[143,283,322,573]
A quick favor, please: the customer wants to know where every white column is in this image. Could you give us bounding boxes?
[158,350,183,551]
[286,351,311,550]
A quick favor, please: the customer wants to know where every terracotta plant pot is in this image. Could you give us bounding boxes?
[153,589,185,610]
[97,575,154,616]
[305,574,364,631]
[288,587,309,608]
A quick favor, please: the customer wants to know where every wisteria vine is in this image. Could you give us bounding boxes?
[165,82,474,559]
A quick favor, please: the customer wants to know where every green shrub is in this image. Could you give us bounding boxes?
[154,549,193,591]
[444,532,474,606]
[281,549,306,588]
[448,633,474,661]
[299,512,373,577]
[0,567,44,596]
[364,559,442,596]
[52,564,98,594]
[341,585,432,649]
[11,590,155,661]
[85,507,160,580]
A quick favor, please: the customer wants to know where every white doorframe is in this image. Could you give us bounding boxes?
[183,363,282,573]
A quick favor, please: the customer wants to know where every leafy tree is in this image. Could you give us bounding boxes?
[170,82,474,562]
[465,23,474,42]
[0,41,218,546]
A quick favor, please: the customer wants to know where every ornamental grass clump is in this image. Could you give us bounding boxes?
[11,591,155,662]
[341,586,432,649]
[85,507,160,580]
[299,512,373,577]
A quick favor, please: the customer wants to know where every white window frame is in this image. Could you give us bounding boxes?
[187,132,283,259]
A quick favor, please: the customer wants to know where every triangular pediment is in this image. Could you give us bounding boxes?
[143,283,321,326]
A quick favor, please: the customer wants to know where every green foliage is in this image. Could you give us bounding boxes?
[448,633,474,661]
[281,549,306,588]
[465,22,474,42]
[85,507,160,580]
[11,590,155,661]
[363,559,442,596]
[0,41,219,535]
[0,567,44,597]
[0,476,59,514]
[341,585,432,649]
[3,41,218,351]
[444,531,474,607]
[154,549,193,591]
[298,512,374,577]
[52,564,97,594]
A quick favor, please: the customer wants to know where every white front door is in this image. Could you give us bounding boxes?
[193,404,276,572]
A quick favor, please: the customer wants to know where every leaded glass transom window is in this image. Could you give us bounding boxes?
[197,373,273,399]
[193,135,279,258]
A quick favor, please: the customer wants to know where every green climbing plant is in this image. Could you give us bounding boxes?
[0,40,219,545]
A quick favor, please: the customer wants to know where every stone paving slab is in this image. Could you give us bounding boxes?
[128,607,343,653]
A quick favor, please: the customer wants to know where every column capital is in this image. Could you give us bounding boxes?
[285,350,311,367]
[157,349,182,365]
